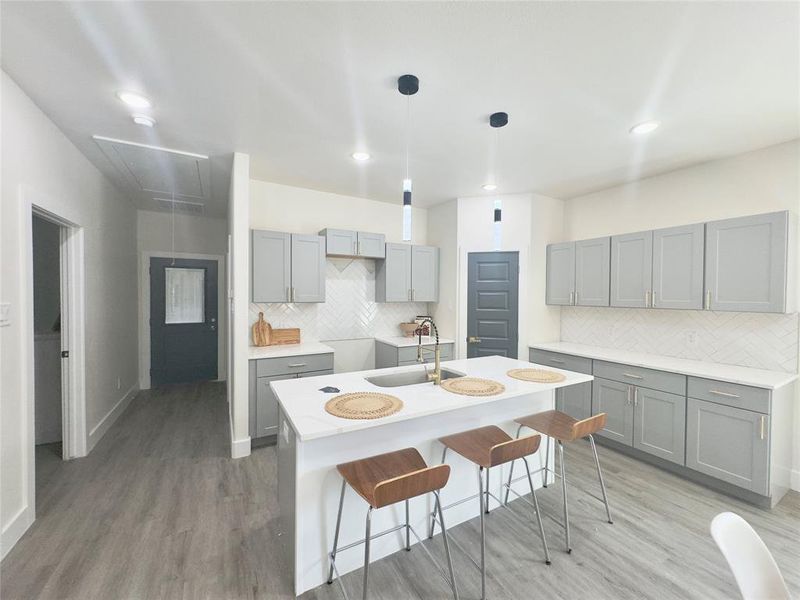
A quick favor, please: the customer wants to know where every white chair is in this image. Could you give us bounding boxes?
[710,512,791,600]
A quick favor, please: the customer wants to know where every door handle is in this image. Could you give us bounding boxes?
[468,337,482,343]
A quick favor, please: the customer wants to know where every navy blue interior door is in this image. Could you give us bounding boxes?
[467,252,519,359]
[150,257,218,386]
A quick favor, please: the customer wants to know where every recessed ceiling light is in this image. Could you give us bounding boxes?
[351,152,371,161]
[482,183,497,191]
[132,114,156,127]
[117,91,152,108]
[629,120,660,135]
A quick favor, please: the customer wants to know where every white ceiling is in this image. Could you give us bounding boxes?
[2,1,798,214]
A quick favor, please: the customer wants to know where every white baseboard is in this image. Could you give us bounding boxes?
[87,384,138,453]
[791,468,800,492]
[231,436,251,459]
[1,504,34,561]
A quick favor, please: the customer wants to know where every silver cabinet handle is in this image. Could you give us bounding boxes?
[709,389,741,399]
[357,240,361,255]
[353,240,357,254]
[705,290,711,310]
[627,385,632,405]
[634,387,639,407]
[759,415,766,440]
[652,290,656,308]
[622,372,644,380]
[574,291,579,305]
[645,290,651,308]
[550,358,566,364]
[569,291,574,305]
[286,287,290,302]
[287,363,307,368]
[291,287,295,302]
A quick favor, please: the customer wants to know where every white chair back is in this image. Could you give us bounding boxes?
[710,511,790,600]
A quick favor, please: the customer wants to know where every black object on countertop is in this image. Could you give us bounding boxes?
[319,386,340,394]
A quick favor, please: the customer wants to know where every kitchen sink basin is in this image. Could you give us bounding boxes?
[365,368,465,388]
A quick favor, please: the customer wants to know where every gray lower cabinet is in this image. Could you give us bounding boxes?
[575,237,610,306]
[633,387,686,465]
[557,382,592,421]
[375,341,454,368]
[705,211,789,313]
[249,353,334,443]
[686,398,769,495]
[610,231,653,308]
[545,242,575,306]
[592,377,634,445]
[252,230,326,303]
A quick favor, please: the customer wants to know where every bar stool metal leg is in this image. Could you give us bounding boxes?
[558,441,571,553]
[485,468,491,514]
[429,447,449,539]
[589,435,613,524]
[328,479,347,584]
[434,491,460,600]
[503,424,525,506]
[363,507,373,600]
[522,456,551,565]
[477,467,486,600]
[405,499,411,550]
[543,436,550,487]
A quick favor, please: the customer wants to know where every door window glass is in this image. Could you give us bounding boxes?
[165,267,205,324]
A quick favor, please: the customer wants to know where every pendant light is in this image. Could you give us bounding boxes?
[489,112,508,250]
[398,74,419,242]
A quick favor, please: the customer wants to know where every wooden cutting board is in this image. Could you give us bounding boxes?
[252,312,271,346]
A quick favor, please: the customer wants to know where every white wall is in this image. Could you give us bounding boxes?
[229,153,251,458]
[562,140,800,490]
[1,71,139,558]
[136,210,229,388]
[250,180,428,244]
[427,193,565,359]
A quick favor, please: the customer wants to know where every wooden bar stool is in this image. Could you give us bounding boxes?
[504,410,613,554]
[328,447,459,600]
[429,426,550,600]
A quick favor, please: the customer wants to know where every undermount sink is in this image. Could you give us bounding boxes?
[365,367,465,388]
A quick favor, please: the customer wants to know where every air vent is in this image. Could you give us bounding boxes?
[154,197,205,216]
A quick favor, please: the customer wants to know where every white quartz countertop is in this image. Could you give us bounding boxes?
[272,355,592,441]
[530,342,798,390]
[249,342,335,360]
[374,336,456,347]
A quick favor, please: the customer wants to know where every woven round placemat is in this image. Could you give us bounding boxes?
[507,368,566,383]
[325,392,403,420]
[440,377,505,396]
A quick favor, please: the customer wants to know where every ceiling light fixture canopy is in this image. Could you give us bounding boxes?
[629,120,660,135]
[398,74,419,242]
[351,151,370,161]
[132,114,156,127]
[117,91,152,108]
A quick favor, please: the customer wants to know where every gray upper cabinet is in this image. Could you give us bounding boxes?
[411,245,439,302]
[357,232,386,258]
[686,397,769,495]
[376,243,412,302]
[611,231,653,308]
[575,237,610,306]
[290,234,326,302]
[652,223,705,310]
[321,228,358,256]
[705,211,789,313]
[545,242,575,305]
[252,230,291,303]
[633,387,686,465]
[320,228,386,258]
[592,377,633,445]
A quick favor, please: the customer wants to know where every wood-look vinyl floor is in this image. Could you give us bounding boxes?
[2,382,798,599]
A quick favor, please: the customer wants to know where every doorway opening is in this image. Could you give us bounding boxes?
[466,251,520,359]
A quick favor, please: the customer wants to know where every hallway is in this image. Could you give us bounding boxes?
[2,382,799,599]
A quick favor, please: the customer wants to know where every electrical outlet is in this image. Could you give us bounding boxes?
[0,302,10,327]
[686,331,698,347]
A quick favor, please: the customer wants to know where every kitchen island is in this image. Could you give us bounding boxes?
[273,355,592,596]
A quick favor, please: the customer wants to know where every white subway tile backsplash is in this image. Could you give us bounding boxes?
[250,258,428,342]
[561,307,799,373]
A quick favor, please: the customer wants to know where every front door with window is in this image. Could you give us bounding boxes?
[150,257,218,386]
[466,251,519,359]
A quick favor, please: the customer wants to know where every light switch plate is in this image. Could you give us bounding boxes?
[0,302,10,327]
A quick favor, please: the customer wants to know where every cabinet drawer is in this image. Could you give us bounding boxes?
[256,353,334,377]
[529,349,592,375]
[593,360,685,396]
[397,343,453,363]
[687,377,770,414]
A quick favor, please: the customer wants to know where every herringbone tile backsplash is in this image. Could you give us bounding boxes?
[250,258,428,341]
[561,307,799,373]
